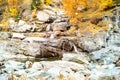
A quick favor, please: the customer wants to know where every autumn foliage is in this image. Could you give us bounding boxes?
[0,0,53,30]
[62,0,114,24]
[0,0,53,18]
[62,0,114,33]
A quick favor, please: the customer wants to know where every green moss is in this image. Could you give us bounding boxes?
[31,0,42,10]
[115,0,120,4]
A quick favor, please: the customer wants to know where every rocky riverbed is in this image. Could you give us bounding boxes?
[0,2,120,80]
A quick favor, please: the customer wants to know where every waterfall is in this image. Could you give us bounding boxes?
[71,42,83,56]
[115,10,119,29]
[46,24,51,31]
[50,33,55,39]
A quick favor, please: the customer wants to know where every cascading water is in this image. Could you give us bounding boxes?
[115,9,119,29]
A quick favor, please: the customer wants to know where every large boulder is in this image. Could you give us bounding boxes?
[9,19,35,32]
[77,31,107,52]
[12,33,26,40]
[5,38,63,59]
[52,22,68,31]
[36,11,50,22]
[89,46,120,65]
[5,40,42,57]
[88,46,120,80]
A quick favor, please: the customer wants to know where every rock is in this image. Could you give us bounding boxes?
[12,33,26,39]
[0,32,12,40]
[8,18,17,29]
[0,60,86,80]
[46,24,51,31]
[12,20,35,32]
[35,24,47,32]
[22,9,32,19]
[47,66,61,77]
[31,60,88,80]
[62,53,89,64]
[0,41,34,61]
[0,62,5,69]
[6,40,41,56]
[88,63,120,80]
[118,22,120,28]
[17,75,26,80]
[89,46,120,65]
[19,0,32,10]
[111,16,116,22]
[31,62,43,70]
[23,37,49,43]
[0,74,9,80]
[98,68,120,80]
[0,24,2,31]
[4,60,25,73]
[77,31,107,52]
[36,11,50,22]
[0,62,4,66]
[90,17,101,25]
[56,9,65,17]
[0,65,5,69]
[54,17,69,23]
[5,39,63,59]
[99,76,116,80]
[52,22,68,31]
[0,51,31,61]
[31,61,86,71]
[43,9,56,16]
[25,61,33,68]
[42,5,56,11]
[52,0,61,5]
[49,33,56,39]
[107,32,120,47]
[0,5,120,80]
[59,39,73,51]
[116,59,120,66]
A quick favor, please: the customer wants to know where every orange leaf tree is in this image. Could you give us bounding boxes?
[62,0,114,25]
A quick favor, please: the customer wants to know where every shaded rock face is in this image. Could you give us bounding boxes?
[99,76,116,80]
[116,58,120,67]
[5,40,62,58]
[77,8,120,53]
[107,32,120,47]
[77,31,107,52]
[52,22,68,31]
[59,39,74,52]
